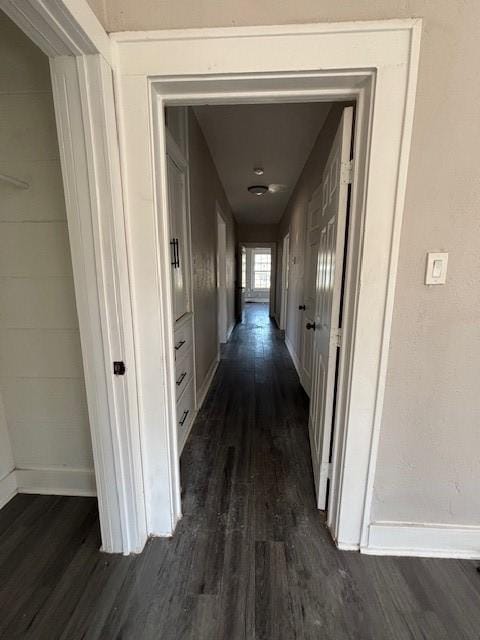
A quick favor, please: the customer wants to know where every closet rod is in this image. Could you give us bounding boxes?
[0,173,29,189]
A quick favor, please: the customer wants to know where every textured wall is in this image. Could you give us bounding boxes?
[237,223,278,244]
[86,0,480,528]
[0,13,93,474]
[188,109,236,391]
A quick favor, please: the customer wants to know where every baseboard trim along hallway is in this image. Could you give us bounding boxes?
[364,521,480,559]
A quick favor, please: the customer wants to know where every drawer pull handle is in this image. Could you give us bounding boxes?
[179,410,189,426]
[176,372,187,386]
[174,340,186,351]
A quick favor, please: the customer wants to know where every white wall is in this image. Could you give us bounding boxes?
[0,12,94,495]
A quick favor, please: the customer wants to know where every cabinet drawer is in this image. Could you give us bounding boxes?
[173,315,193,360]
[174,347,193,401]
[177,378,195,454]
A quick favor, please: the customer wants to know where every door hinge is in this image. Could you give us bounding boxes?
[341,158,354,185]
[327,462,333,479]
[334,328,343,348]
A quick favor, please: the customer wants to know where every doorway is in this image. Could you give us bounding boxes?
[0,3,144,554]
[240,243,277,319]
[245,247,271,303]
[0,7,96,533]
[115,20,421,551]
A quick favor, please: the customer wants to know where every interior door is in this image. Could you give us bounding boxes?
[301,225,320,396]
[308,106,353,510]
[166,152,189,321]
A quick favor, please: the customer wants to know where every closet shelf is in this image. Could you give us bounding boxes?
[0,173,29,189]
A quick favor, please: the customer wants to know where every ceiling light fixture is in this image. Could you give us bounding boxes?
[248,185,268,196]
[253,167,264,176]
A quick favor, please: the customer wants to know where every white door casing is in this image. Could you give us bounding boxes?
[239,244,247,317]
[113,20,421,549]
[280,234,290,331]
[309,107,353,510]
[216,208,228,343]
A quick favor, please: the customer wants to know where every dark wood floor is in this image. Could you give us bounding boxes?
[1,302,480,639]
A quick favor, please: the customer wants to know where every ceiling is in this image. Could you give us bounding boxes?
[193,103,331,225]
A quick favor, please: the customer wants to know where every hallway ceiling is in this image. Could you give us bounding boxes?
[193,103,331,225]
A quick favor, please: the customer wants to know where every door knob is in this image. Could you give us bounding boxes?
[306,322,316,330]
[298,305,306,310]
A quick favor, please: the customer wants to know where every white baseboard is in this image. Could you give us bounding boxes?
[363,521,480,559]
[336,541,360,552]
[226,321,235,342]
[0,470,17,509]
[285,334,302,378]
[16,467,96,497]
[196,353,220,410]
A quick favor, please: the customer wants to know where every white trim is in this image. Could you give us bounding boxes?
[279,233,290,331]
[285,335,302,381]
[50,56,146,554]
[113,20,421,547]
[226,321,235,342]
[16,468,96,497]
[196,353,220,410]
[336,541,360,552]
[364,522,480,559]
[0,0,112,64]
[358,22,423,549]
[216,203,228,345]
[0,471,17,510]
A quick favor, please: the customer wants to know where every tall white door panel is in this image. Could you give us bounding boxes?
[166,151,190,321]
[308,107,353,510]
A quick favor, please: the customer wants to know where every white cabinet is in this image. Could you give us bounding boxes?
[166,140,191,322]
[165,108,196,454]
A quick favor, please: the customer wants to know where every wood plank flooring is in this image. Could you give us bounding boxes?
[1,302,479,639]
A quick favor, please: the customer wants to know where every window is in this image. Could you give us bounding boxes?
[253,252,271,290]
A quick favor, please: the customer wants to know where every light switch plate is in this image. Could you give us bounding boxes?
[425,252,448,285]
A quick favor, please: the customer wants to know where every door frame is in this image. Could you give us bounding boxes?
[113,19,421,551]
[241,243,276,314]
[0,0,146,554]
[279,234,290,331]
[216,204,228,343]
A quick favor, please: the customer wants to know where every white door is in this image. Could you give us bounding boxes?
[166,151,190,321]
[301,225,319,395]
[309,106,353,510]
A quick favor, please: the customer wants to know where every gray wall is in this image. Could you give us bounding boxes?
[237,223,278,244]
[87,0,480,530]
[188,109,236,391]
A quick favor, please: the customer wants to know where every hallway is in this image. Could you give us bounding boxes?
[1,303,480,638]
